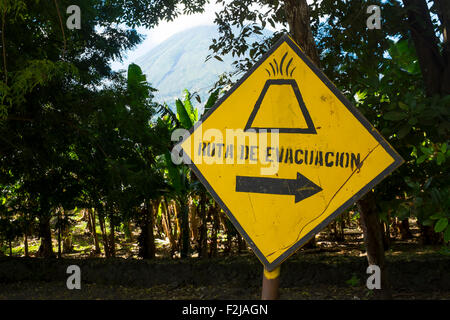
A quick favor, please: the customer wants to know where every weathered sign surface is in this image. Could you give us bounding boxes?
[179,34,403,271]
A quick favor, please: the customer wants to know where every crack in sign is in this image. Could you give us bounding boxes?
[265,143,381,259]
[248,193,257,222]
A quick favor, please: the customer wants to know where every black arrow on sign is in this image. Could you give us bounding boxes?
[235,172,322,203]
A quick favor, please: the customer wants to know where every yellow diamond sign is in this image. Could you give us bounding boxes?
[179,35,403,271]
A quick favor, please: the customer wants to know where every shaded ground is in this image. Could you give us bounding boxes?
[1,216,449,299]
[1,241,449,300]
[2,282,449,300]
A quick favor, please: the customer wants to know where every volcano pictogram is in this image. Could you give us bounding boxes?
[244,53,317,134]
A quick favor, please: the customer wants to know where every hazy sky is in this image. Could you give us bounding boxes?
[111,2,223,71]
[110,1,290,71]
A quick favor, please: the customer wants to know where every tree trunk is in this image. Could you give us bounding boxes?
[179,198,190,259]
[57,224,61,258]
[209,202,220,258]
[399,218,413,240]
[224,231,232,255]
[435,0,450,94]
[57,209,62,259]
[123,220,133,242]
[383,221,391,250]
[172,202,181,253]
[283,3,393,298]
[89,209,101,254]
[161,197,177,257]
[62,227,73,254]
[283,0,321,66]
[154,211,164,240]
[339,217,346,242]
[419,224,443,245]
[189,197,199,242]
[109,215,115,258]
[24,233,28,257]
[284,0,321,249]
[436,0,450,66]
[37,214,55,258]
[237,233,246,253]
[385,210,392,247]
[220,212,233,255]
[198,192,208,258]
[381,220,390,251]
[84,209,92,234]
[138,200,157,259]
[61,209,73,254]
[150,200,159,255]
[357,191,392,299]
[402,0,449,95]
[98,213,110,258]
[436,0,450,43]
[331,220,344,242]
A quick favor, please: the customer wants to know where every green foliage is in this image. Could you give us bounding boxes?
[203,89,220,115]
[175,99,194,129]
[174,89,199,129]
[0,0,28,22]
[1,0,450,261]
[102,0,207,29]
[0,0,200,255]
[210,0,286,73]
[444,227,450,242]
[207,0,450,245]
[434,218,448,233]
[314,0,449,245]
[127,63,152,103]
[346,273,360,287]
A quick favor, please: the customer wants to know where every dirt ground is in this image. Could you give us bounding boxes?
[1,218,449,300]
[2,281,449,300]
[1,241,449,300]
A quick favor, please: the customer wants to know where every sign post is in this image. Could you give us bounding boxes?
[178,34,403,299]
[261,267,281,300]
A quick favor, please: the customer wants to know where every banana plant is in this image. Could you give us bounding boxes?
[158,89,220,258]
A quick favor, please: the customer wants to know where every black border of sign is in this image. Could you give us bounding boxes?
[177,34,404,272]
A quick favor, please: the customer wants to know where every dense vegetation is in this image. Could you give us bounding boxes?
[0,0,448,299]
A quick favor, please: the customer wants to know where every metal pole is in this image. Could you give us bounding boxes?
[261,266,280,300]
